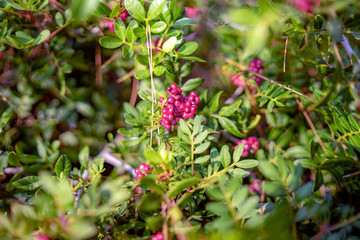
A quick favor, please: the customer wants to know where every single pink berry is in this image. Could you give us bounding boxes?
[139,163,146,172]
[144,165,150,173]
[134,168,140,174]
[165,125,172,131]
[170,83,177,89]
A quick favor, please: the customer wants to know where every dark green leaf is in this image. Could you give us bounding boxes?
[167,177,200,198]
[177,42,199,55]
[181,78,204,92]
[194,142,211,154]
[13,176,40,190]
[173,18,196,28]
[220,145,231,168]
[218,117,244,137]
[209,91,222,114]
[218,99,242,117]
[235,160,259,169]
[55,155,71,179]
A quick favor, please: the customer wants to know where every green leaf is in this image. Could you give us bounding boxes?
[55,12,64,26]
[247,114,261,130]
[167,177,200,198]
[312,169,323,192]
[0,108,14,131]
[193,116,201,136]
[218,117,244,137]
[134,27,146,37]
[295,182,313,202]
[195,155,210,164]
[144,148,162,165]
[151,21,167,34]
[153,65,166,76]
[258,161,281,182]
[173,18,196,28]
[126,20,138,44]
[147,0,167,21]
[285,164,303,191]
[194,142,211,154]
[114,19,126,42]
[194,130,208,145]
[162,36,177,53]
[219,99,242,117]
[179,56,206,62]
[124,0,146,21]
[209,91,223,114]
[233,143,244,163]
[235,159,259,169]
[55,155,71,179]
[33,30,50,45]
[4,0,26,10]
[71,0,99,20]
[13,176,40,190]
[99,36,123,49]
[179,119,191,135]
[229,168,250,178]
[79,146,89,169]
[181,78,204,92]
[220,145,231,168]
[7,152,21,167]
[263,182,286,197]
[123,46,135,59]
[177,42,199,55]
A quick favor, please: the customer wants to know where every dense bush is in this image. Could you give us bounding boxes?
[1,0,360,239]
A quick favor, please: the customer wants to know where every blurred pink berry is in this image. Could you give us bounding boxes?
[293,0,318,13]
[185,7,199,19]
[249,179,262,194]
[152,232,164,240]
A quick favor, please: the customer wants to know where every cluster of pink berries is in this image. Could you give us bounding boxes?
[102,5,129,32]
[231,59,263,90]
[134,163,150,179]
[234,136,260,157]
[151,232,164,240]
[159,84,200,131]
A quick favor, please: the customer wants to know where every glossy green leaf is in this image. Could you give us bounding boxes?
[194,142,211,154]
[114,19,126,41]
[13,176,40,190]
[55,155,71,179]
[194,130,208,145]
[229,168,250,178]
[219,99,242,117]
[151,21,167,34]
[218,117,243,137]
[195,155,210,164]
[235,159,259,169]
[7,152,21,167]
[173,18,196,28]
[99,37,123,49]
[162,36,177,53]
[181,78,204,92]
[220,145,231,168]
[177,42,199,55]
[0,108,14,131]
[147,0,167,21]
[124,0,146,21]
[79,146,89,169]
[179,119,191,136]
[209,91,223,114]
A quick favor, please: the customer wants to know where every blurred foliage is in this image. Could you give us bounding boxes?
[1,0,360,239]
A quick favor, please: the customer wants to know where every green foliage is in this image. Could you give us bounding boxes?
[1,0,360,239]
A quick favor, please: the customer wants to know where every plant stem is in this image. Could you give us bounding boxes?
[191,135,194,176]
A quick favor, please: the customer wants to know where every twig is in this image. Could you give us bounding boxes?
[283,36,289,72]
[130,78,139,106]
[224,87,244,105]
[116,69,136,83]
[296,99,327,152]
[340,35,360,63]
[100,51,120,69]
[95,44,103,87]
[343,170,360,178]
[223,57,315,101]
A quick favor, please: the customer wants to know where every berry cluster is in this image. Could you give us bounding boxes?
[234,136,259,157]
[151,232,164,240]
[231,59,264,90]
[134,163,151,179]
[159,84,200,131]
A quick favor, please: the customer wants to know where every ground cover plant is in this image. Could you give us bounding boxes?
[1,0,360,239]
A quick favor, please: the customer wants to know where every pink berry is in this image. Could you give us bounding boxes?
[144,165,150,173]
[190,91,197,96]
[178,88,182,94]
[134,187,142,194]
[242,151,249,157]
[190,106,197,113]
[137,173,146,178]
[165,125,172,131]
[195,96,200,104]
[167,97,174,104]
[171,89,178,95]
[188,113,194,118]
[162,108,168,114]
[170,83,177,89]
[139,163,146,171]
[174,100,181,107]
[154,232,164,240]
[167,114,174,121]
[134,168,140,174]
[159,97,164,103]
